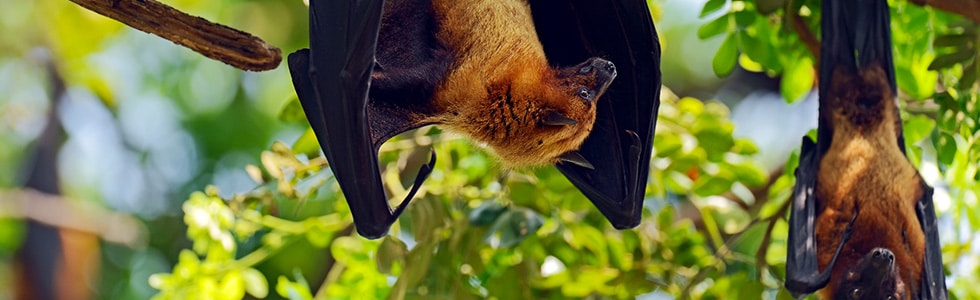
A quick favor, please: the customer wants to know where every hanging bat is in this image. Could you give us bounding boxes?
[287,0,661,238]
[784,0,947,299]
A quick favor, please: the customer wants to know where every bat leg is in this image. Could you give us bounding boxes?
[391,150,437,217]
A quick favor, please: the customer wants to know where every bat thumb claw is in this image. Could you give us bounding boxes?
[542,110,578,126]
[558,151,594,169]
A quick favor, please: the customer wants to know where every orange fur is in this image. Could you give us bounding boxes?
[815,65,925,299]
[426,0,598,167]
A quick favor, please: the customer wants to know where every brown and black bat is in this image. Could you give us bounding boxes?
[784,0,947,299]
[287,0,661,238]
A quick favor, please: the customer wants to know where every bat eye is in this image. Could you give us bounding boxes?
[849,288,862,299]
[577,87,593,101]
[886,296,896,300]
[578,65,593,74]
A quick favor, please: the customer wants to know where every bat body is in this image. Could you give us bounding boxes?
[288,0,661,238]
[371,0,616,167]
[784,0,947,298]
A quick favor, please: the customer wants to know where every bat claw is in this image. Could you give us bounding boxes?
[391,149,437,218]
[542,110,578,126]
[558,151,594,169]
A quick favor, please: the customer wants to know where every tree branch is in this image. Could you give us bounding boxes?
[911,0,980,24]
[68,0,281,71]
[790,13,819,60]
[0,189,147,248]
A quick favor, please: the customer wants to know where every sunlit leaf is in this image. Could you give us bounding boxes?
[929,48,975,70]
[700,0,728,18]
[698,16,730,39]
[780,55,814,103]
[713,34,738,77]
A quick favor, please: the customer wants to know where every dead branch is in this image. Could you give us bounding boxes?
[68,0,281,71]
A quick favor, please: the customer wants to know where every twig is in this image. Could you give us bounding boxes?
[68,0,281,71]
[313,225,355,300]
[0,189,147,248]
[910,0,980,24]
[790,13,819,60]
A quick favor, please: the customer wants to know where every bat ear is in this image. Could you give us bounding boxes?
[542,110,578,126]
[558,151,594,169]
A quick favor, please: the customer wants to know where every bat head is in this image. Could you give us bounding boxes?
[556,57,618,101]
[832,248,908,300]
[517,57,616,167]
[452,57,616,167]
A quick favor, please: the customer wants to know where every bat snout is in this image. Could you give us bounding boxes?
[578,57,616,98]
[869,248,895,267]
[863,247,898,281]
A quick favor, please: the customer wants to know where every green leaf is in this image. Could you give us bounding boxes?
[780,56,815,102]
[698,16,730,39]
[469,201,509,226]
[498,207,543,248]
[738,28,778,70]
[376,236,408,273]
[934,34,973,48]
[713,34,738,77]
[928,48,975,70]
[936,133,957,165]
[653,133,683,158]
[904,115,936,146]
[731,162,767,187]
[292,128,321,158]
[733,10,756,28]
[278,97,308,123]
[700,0,727,18]
[731,139,759,155]
[958,61,978,89]
[693,175,734,197]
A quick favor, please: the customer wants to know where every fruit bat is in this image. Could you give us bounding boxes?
[783,0,948,298]
[287,0,661,238]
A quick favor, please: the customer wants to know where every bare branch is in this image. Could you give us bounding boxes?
[911,0,980,24]
[68,0,281,71]
[0,189,147,248]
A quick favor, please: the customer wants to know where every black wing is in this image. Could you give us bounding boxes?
[287,0,435,239]
[530,0,662,229]
[784,137,855,297]
[916,183,948,300]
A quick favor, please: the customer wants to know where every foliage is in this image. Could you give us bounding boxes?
[1,0,978,299]
[150,92,778,298]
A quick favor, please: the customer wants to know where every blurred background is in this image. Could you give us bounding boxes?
[1,0,978,299]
